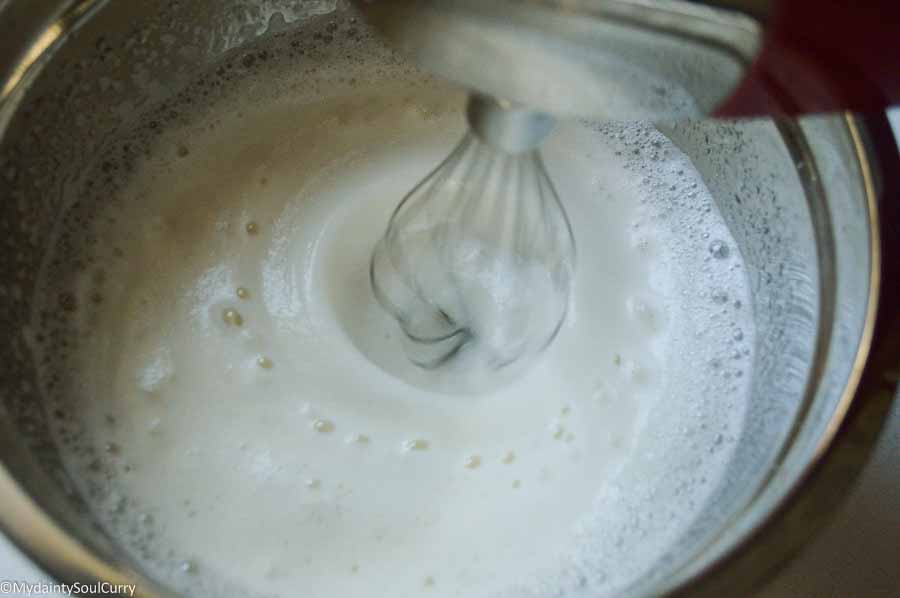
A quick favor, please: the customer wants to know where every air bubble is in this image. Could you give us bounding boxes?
[346,433,369,445]
[710,289,729,305]
[312,419,334,433]
[709,240,730,259]
[222,308,244,326]
[551,421,565,440]
[403,438,429,452]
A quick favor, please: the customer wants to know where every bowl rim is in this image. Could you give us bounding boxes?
[664,111,894,597]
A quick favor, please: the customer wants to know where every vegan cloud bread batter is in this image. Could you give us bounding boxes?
[28,22,755,598]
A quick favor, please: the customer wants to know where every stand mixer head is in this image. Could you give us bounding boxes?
[357,0,899,120]
[356,0,764,121]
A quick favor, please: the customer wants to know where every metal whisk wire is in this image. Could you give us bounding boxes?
[371,95,575,378]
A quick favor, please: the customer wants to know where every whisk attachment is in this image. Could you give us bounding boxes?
[370,95,575,385]
[466,94,557,153]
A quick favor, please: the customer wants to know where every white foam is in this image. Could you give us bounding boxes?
[135,348,175,394]
[30,28,754,598]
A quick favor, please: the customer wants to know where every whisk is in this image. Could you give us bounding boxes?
[370,94,576,379]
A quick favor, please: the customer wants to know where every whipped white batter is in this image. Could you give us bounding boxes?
[31,22,755,598]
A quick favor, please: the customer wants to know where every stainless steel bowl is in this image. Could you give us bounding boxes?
[0,1,896,596]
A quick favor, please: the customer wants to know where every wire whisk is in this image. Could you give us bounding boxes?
[371,95,575,385]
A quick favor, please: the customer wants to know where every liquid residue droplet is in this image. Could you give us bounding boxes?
[403,439,429,452]
[222,308,244,327]
[312,419,334,433]
[711,289,729,305]
[551,422,565,440]
[709,240,730,259]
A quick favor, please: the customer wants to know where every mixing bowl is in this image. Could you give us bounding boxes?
[0,1,897,596]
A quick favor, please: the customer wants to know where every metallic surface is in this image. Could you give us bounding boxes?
[357,0,762,119]
[466,95,557,153]
[665,113,895,597]
[0,0,104,131]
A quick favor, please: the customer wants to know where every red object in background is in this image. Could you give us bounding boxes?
[716,0,900,117]
[717,3,900,300]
